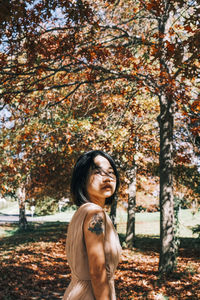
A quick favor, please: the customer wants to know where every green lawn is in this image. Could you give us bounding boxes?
[116,208,200,238]
[0,202,199,238]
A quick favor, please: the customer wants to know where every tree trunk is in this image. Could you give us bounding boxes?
[126,164,137,248]
[19,203,28,230]
[158,92,177,274]
[110,196,117,228]
[18,187,28,230]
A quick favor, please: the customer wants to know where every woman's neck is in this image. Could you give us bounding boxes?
[89,197,105,208]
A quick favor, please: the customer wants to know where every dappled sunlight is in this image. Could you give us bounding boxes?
[0,224,199,299]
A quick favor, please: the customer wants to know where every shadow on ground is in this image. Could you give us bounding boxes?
[0,223,200,299]
[119,233,200,254]
[0,222,68,247]
[0,222,69,300]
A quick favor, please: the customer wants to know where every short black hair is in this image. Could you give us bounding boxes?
[70,150,119,207]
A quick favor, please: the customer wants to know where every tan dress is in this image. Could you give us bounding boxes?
[62,202,121,300]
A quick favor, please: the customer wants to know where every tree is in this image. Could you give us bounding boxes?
[0,0,199,275]
[92,0,199,274]
[16,186,28,230]
[126,162,137,247]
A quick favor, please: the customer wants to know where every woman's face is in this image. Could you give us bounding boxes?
[86,155,116,205]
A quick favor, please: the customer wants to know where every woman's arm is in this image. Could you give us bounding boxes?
[83,209,110,300]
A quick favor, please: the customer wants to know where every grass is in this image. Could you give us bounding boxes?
[116,208,200,238]
[0,202,200,239]
[0,222,68,248]
[0,224,18,238]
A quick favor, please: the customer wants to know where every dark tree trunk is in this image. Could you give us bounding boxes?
[126,164,137,248]
[158,92,177,274]
[110,196,117,228]
[19,203,28,230]
[18,187,28,230]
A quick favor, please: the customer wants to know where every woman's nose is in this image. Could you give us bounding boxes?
[102,173,111,181]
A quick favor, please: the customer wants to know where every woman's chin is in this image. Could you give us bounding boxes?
[103,191,113,198]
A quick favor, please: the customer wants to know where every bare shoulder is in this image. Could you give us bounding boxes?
[84,208,105,236]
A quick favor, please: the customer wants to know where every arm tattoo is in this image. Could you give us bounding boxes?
[88,213,104,235]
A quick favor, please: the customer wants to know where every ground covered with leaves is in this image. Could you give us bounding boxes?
[0,223,199,300]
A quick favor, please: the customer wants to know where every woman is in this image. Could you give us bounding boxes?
[62,150,121,300]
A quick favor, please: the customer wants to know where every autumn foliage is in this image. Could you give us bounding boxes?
[0,0,199,198]
[0,0,199,276]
